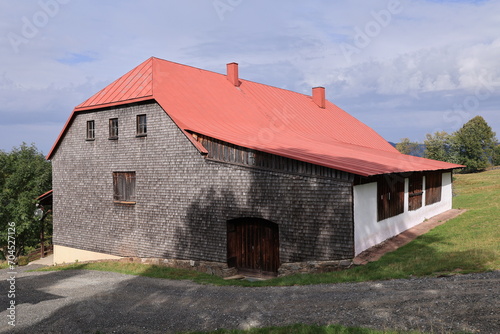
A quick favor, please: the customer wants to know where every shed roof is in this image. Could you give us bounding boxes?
[47,57,463,176]
[37,189,53,206]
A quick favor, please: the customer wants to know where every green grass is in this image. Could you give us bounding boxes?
[89,324,429,334]
[38,169,500,287]
[181,323,424,334]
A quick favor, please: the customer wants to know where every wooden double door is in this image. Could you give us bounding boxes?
[227,218,280,276]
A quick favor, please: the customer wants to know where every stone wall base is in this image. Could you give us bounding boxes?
[278,259,353,276]
[119,257,238,278]
[55,253,354,278]
[109,258,354,278]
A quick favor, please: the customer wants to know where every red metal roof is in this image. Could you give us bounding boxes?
[76,57,153,109]
[47,57,463,176]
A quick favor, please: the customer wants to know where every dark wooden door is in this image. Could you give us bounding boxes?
[227,218,279,276]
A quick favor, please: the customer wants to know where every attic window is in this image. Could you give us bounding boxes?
[109,118,118,139]
[136,114,147,137]
[113,172,136,204]
[86,120,95,140]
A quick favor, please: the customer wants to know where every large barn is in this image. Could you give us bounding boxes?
[47,57,463,276]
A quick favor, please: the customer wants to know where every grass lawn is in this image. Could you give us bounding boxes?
[181,323,423,334]
[39,169,499,287]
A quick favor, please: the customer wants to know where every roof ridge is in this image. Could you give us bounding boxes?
[47,57,464,175]
[151,56,318,99]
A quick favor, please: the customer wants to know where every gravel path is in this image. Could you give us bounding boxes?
[0,268,498,334]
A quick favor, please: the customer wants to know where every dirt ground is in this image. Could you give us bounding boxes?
[0,266,498,334]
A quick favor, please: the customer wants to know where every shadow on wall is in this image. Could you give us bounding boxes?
[172,152,355,268]
[171,185,251,262]
[166,143,444,269]
[246,165,353,263]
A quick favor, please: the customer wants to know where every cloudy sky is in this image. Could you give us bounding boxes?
[1,0,499,154]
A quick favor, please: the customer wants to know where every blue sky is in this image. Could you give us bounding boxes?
[1,0,499,154]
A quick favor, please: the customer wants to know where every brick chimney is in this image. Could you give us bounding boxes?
[226,62,240,87]
[312,87,325,108]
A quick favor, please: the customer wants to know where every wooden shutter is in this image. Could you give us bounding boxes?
[113,172,136,203]
[408,173,423,211]
[425,172,442,205]
[378,175,405,221]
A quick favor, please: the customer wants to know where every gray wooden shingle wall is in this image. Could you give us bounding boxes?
[51,101,354,265]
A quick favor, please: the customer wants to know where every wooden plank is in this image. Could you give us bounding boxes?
[425,172,442,205]
[409,173,423,211]
[378,175,404,221]
[227,218,279,275]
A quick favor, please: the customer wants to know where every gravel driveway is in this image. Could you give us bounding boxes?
[0,266,498,334]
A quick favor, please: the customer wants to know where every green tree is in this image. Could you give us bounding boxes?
[0,143,52,259]
[452,116,497,172]
[424,131,452,162]
[493,144,500,166]
[396,138,420,156]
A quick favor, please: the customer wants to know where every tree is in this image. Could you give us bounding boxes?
[493,145,500,166]
[396,138,421,156]
[451,116,497,172]
[0,143,52,260]
[424,131,452,162]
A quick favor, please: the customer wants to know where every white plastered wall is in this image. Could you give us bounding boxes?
[354,172,452,256]
[53,245,122,265]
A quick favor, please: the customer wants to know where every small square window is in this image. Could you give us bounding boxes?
[113,172,136,204]
[109,118,118,139]
[136,114,147,137]
[86,120,95,140]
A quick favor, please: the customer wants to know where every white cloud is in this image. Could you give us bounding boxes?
[0,0,499,153]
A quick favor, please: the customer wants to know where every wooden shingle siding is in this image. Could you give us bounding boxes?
[196,134,354,181]
[51,101,355,266]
